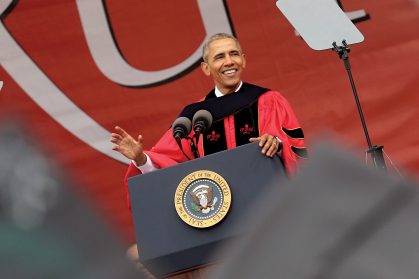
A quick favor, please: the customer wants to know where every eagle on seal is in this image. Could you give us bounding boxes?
[190,185,214,213]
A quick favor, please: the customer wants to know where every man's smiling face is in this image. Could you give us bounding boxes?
[201,38,246,95]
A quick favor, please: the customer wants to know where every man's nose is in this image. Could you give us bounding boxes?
[224,55,234,65]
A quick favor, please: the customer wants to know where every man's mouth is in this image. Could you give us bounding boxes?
[222,69,237,75]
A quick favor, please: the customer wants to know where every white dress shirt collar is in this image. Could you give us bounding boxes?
[214,81,243,97]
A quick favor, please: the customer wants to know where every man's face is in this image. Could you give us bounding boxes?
[201,38,246,95]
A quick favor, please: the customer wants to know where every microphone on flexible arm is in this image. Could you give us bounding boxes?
[171,110,212,160]
[192,110,213,139]
[172,117,192,146]
[171,117,196,160]
[192,110,213,154]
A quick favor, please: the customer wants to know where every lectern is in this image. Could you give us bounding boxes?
[128,142,288,277]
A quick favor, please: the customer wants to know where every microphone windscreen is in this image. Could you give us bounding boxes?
[192,110,213,131]
[172,117,192,136]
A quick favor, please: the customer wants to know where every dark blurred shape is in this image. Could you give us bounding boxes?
[210,143,419,279]
[126,244,156,279]
[0,123,144,279]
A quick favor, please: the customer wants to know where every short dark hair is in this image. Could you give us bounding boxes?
[202,33,242,63]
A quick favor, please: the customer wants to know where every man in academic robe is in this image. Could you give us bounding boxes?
[110,33,307,210]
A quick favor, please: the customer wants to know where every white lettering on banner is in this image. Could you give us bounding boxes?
[0,0,131,164]
[75,0,234,87]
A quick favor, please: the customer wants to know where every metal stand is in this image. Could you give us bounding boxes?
[186,136,199,159]
[366,145,387,172]
[333,40,387,172]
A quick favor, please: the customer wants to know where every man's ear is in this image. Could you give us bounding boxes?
[242,54,246,69]
[201,62,211,76]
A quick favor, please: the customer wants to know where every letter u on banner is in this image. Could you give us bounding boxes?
[76,0,234,87]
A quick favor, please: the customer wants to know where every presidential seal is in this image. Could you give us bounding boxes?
[174,170,231,228]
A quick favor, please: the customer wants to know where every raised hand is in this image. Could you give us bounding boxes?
[249,133,282,157]
[110,126,147,166]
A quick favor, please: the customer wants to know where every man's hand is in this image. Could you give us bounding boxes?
[110,126,146,166]
[249,133,281,157]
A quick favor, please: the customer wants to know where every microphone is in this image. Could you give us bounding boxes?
[192,110,213,137]
[172,117,192,146]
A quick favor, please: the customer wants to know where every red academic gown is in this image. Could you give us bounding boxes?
[124,89,306,210]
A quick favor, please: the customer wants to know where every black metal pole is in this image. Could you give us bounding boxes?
[333,40,386,171]
[346,69,372,149]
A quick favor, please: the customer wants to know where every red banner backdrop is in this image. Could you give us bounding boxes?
[1,0,419,243]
